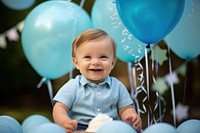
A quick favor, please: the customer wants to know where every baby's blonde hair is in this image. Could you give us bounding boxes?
[72,28,116,58]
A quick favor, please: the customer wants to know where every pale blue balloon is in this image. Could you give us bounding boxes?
[116,0,185,44]
[165,0,200,61]
[0,122,15,133]
[0,115,23,133]
[143,123,178,133]
[28,123,66,133]
[96,120,137,133]
[22,114,51,133]
[92,0,147,63]
[177,119,200,133]
[1,0,35,10]
[22,1,92,79]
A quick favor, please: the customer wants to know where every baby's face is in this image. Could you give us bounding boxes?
[73,37,116,84]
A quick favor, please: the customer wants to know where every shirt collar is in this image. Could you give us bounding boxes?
[79,75,111,88]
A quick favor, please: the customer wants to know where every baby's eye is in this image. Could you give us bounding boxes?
[84,55,91,59]
[100,55,108,58]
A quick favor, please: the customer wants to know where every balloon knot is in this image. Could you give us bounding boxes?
[146,44,150,49]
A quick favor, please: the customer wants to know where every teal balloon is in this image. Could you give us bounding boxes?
[116,0,185,44]
[143,123,178,133]
[1,0,35,10]
[0,122,14,133]
[0,115,23,133]
[177,119,200,133]
[96,120,137,133]
[22,114,51,133]
[22,1,92,79]
[28,123,66,133]
[165,0,200,61]
[92,0,147,63]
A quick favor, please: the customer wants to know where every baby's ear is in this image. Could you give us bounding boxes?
[72,57,79,70]
[112,57,117,68]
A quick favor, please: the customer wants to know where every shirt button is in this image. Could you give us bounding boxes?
[97,108,101,112]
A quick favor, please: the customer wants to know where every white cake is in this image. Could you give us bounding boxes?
[85,114,113,133]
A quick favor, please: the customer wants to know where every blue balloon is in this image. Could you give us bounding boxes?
[28,123,66,133]
[92,0,147,63]
[0,115,23,133]
[165,0,200,61]
[0,122,15,133]
[22,1,92,79]
[177,119,200,133]
[116,0,185,44]
[96,120,137,133]
[143,123,178,133]
[1,0,35,10]
[22,114,51,133]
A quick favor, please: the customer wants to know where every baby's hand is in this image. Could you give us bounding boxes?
[125,114,142,131]
[61,119,78,133]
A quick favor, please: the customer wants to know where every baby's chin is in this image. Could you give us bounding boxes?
[85,77,105,84]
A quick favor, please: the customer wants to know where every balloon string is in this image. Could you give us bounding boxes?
[127,62,141,115]
[151,46,166,123]
[127,62,135,97]
[79,0,86,8]
[134,61,147,114]
[151,46,157,84]
[153,92,166,123]
[128,62,135,98]
[132,65,141,115]
[158,94,162,122]
[167,45,177,126]
[132,42,148,116]
[37,77,54,106]
[183,61,188,104]
[150,46,158,123]
[155,48,159,74]
[132,65,137,95]
[47,80,54,106]
[145,48,150,101]
[37,77,47,88]
[145,47,150,126]
[150,47,158,124]
[127,62,135,109]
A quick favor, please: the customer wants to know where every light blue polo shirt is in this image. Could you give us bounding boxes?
[53,75,133,125]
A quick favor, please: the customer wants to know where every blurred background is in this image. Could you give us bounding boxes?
[0,0,199,129]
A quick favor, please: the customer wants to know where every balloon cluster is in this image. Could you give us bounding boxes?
[96,120,200,133]
[115,0,199,60]
[91,0,148,63]
[1,0,198,81]
[19,0,199,80]
[1,115,200,133]
[0,115,65,133]
[116,0,185,46]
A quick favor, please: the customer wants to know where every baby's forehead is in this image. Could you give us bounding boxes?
[83,36,110,43]
[84,36,112,45]
[73,35,116,57]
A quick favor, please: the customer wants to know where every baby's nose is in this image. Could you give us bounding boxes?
[91,58,100,65]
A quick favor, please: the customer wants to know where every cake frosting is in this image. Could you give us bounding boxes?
[85,114,113,133]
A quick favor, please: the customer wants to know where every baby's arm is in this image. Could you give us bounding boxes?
[118,105,142,131]
[53,102,78,133]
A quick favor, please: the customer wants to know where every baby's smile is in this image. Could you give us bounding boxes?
[88,68,103,72]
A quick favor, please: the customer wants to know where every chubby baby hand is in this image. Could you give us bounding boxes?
[125,114,142,131]
[62,119,78,133]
